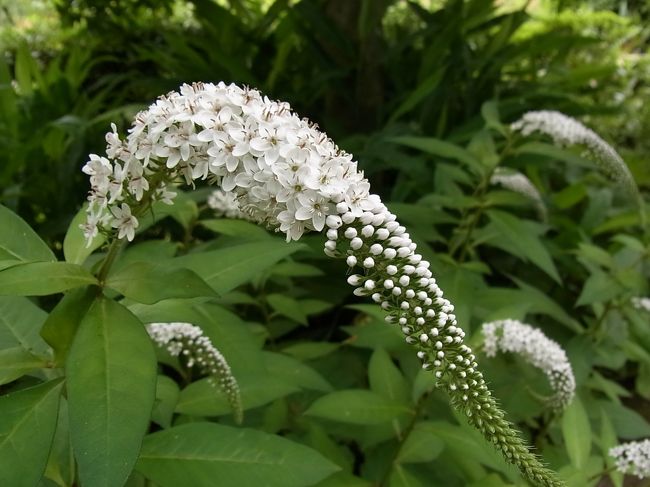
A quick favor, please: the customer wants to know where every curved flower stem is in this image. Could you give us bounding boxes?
[96,238,125,285]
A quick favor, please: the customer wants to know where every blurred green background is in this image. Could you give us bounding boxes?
[1,0,648,245]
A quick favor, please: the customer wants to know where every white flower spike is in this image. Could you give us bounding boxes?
[482,319,575,411]
[610,439,650,479]
[490,168,547,221]
[146,322,242,423]
[510,110,639,207]
[84,82,564,487]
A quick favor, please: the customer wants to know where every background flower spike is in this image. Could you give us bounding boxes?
[146,322,243,424]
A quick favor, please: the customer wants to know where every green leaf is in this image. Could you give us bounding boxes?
[263,351,332,392]
[176,371,298,417]
[172,241,305,295]
[138,191,199,232]
[282,342,340,360]
[515,142,594,169]
[267,293,308,325]
[40,287,96,365]
[485,210,561,283]
[396,421,445,464]
[151,375,180,429]
[598,400,650,439]
[305,390,411,425]
[388,464,424,487]
[0,204,55,262]
[368,348,410,405]
[106,262,217,304]
[0,379,63,487]
[600,410,623,487]
[0,295,49,354]
[388,69,445,123]
[137,422,339,487]
[0,262,98,296]
[0,347,46,384]
[200,219,271,239]
[63,204,106,265]
[387,136,481,172]
[562,396,591,469]
[67,297,157,487]
[576,270,624,307]
[481,100,506,135]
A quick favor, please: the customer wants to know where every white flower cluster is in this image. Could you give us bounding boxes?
[482,319,575,410]
[146,322,242,422]
[82,82,378,243]
[632,297,650,313]
[610,439,650,478]
[490,168,547,220]
[510,110,633,186]
[207,188,248,219]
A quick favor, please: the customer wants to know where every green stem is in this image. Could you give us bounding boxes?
[96,238,125,285]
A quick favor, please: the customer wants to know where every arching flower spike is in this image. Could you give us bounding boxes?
[83,82,564,487]
[482,319,575,411]
[146,322,242,423]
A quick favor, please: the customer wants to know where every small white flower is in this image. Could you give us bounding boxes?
[610,440,650,478]
[295,191,332,231]
[110,203,138,241]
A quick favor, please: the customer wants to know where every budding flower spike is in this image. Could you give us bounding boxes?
[510,110,642,217]
[490,168,547,221]
[146,322,242,423]
[610,439,650,479]
[83,82,564,486]
[482,319,575,411]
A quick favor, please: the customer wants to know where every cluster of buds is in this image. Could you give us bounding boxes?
[610,439,650,479]
[482,320,575,411]
[146,322,242,423]
[324,206,562,486]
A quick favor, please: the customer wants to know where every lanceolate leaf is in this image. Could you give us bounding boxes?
[0,262,98,296]
[171,240,305,295]
[67,297,157,487]
[484,210,561,283]
[0,204,56,262]
[0,379,63,487]
[0,295,49,355]
[0,347,47,385]
[136,422,339,487]
[562,396,591,469]
[106,261,217,304]
[305,390,412,425]
[40,287,96,365]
